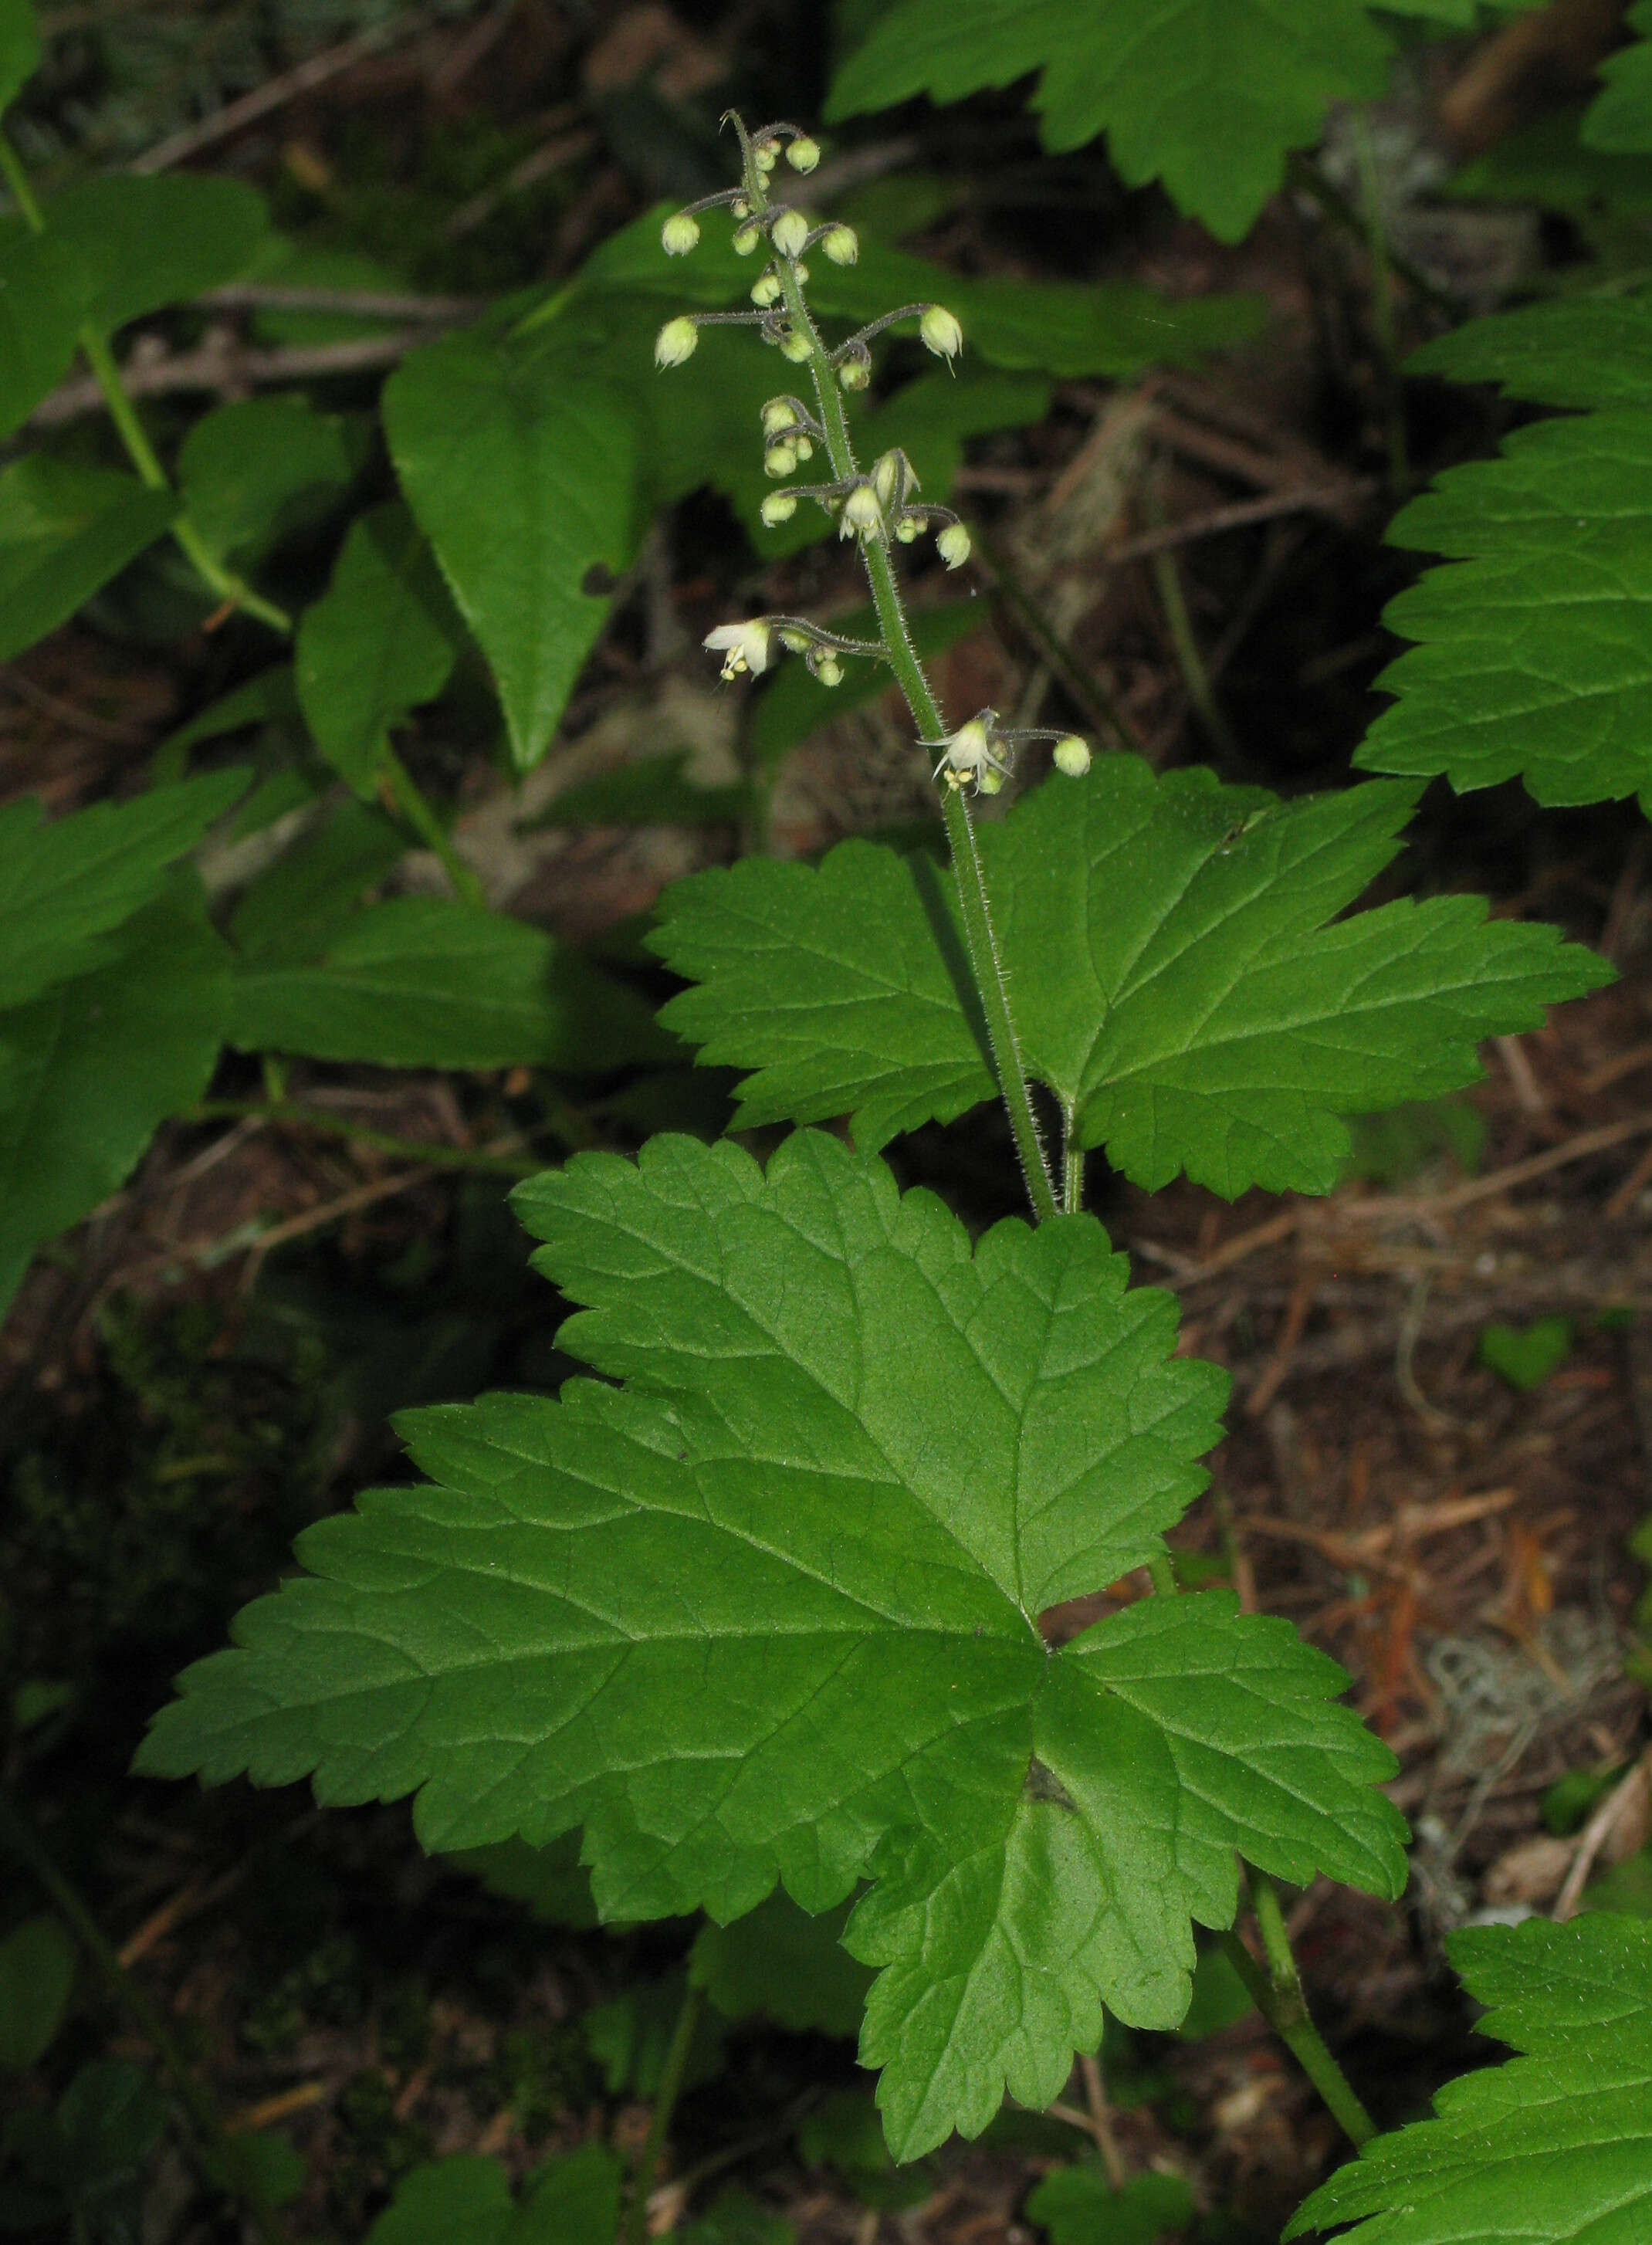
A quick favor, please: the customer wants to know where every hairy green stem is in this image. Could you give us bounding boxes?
[1219,1867,1375,2147]
[0,1790,289,2243]
[623,1983,705,2245]
[1061,1102,1085,1214]
[753,145,1057,1224]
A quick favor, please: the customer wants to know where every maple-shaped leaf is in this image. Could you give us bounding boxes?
[650,763,1606,1197]
[137,1131,1403,2157]
[1288,1911,1652,2245]
[828,0,1414,243]
[1360,290,1652,808]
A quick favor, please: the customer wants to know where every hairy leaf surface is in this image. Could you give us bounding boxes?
[651,764,1607,1195]
[827,0,1391,242]
[1363,292,1652,806]
[140,1131,1403,2153]
[1288,1912,1652,2245]
[0,769,244,1008]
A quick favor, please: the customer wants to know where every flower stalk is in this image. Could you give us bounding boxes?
[657,113,1085,1224]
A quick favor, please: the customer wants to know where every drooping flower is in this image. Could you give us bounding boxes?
[760,492,797,526]
[661,212,700,256]
[840,481,884,540]
[821,224,858,266]
[771,208,810,259]
[936,523,971,570]
[704,619,774,679]
[786,135,820,173]
[1053,734,1092,777]
[931,712,1010,793]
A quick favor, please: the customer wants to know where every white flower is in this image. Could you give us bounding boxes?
[704,618,773,679]
[1052,734,1092,777]
[932,713,1010,793]
[821,224,858,266]
[771,208,810,259]
[840,481,884,540]
[760,492,797,526]
[750,268,782,306]
[654,317,699,368]
[661,211,700,256]
[919,304,963,360]
[936,523,971,570]
[787,135,821,173]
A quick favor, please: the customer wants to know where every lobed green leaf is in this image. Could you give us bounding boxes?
[139,1129,1404,2155]
[651,762,1609,1196]
[1584,0,1652,154]
[1288,1912,1652,2245]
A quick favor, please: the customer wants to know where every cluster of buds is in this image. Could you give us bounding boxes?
[926,710,1093,797]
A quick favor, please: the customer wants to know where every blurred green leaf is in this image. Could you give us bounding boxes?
[0,1915,76,2072]
[297,502,461,795]
[0,228,88,440]
[449,1831,597,1927]
[584,1977,727,2098]
[0,0,39,111]
[1478,1316,1573,1391]
[0,882,229,1269]
[690,1888,872,2037]
[384,330,637,773]
[42,173,268,331]
[1027,2165,1195,2245]
[0,457,177,662]
[1176,1942,1254,2039]
[227,897,670,1072]
[0,767,245,1007]
[229,799,409,965]
[179,396,366,567]
[680,2188,797,2245]
[1584,0,1652,154]
[524,751,747,829]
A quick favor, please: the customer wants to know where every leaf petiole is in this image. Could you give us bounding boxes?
[1220,1865,1376,2147]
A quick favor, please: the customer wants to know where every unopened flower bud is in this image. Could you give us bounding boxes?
[750,269,782,306]
[661,211,700,256]
[896,512,925,543]
[787,135,820,173]
[813,652,843,686]
[778,626,812,653]
[792,261,809,284]
[794,435,813,461]
[654,317,699,368]
[976,764,1006,796]
[821,224,858,266]
[733,221,763,255]
[731,198,750,219]
[761,398,795,436]
[760,492,797,526]
[919,304,963,360]
[764,442,798,478]
[771,208,810,259]
[754,139,779,171]
[936,523,971,569]
[841,481,883,540]
[1052,735,1092,777]
[872,451,902,511]
[780,329,812,363]
[839,356,871,391]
